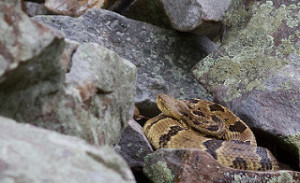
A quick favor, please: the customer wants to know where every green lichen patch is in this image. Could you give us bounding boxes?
[193,0,299,102]
[144,156,174,183]
[268,171,297,183]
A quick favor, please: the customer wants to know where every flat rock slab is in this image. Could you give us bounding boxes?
[192,0,300,165]
[144,148,300,183]
[0,116,135,183]
[34,9,214,114]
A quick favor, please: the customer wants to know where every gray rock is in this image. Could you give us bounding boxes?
[33,9,214,114]
[24,1,50,17]
[64,42,137,145]
[0,1,136,146]
[144,148,300,183]
[0,0,65,121]
[0,116,135,183]
[117,120,153,169]
[108,0,231,37]
[192,0,300,167]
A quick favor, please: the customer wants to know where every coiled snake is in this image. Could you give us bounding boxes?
[143,94,279,171]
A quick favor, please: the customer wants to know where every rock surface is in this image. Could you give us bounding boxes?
[34,9,214,115]
[0,116,135,183]
[45,0,106,17]
[24,1,50,16]
[144,148,300,183]
[108,0,231,37]
[192,0,300,167]
[117,120,153,169]
[65,42,137,145]
[0,1,136,146]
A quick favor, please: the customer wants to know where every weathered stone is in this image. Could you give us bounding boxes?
[192,0,300,167]
[34,9,214,115]
[0,116,135,183]
[0,1,136,146]
[108,0,231,38]
[144,148,300,183]
[64,42,137,144]
[61,39,79,71]
[45,0,106,17]
[117,120,153,169]
[0,0,65,120]
[24,1,50,16]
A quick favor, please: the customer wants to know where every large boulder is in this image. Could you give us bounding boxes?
[0,116,135,183]
[192,0,300,168]
[0,1,136,145]
[34,9,214,116]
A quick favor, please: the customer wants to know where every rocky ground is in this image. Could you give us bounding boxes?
[0,0,299,182]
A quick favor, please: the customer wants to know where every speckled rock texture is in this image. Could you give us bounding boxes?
[0,116,135,183]
[0,1,136,146]
[34,9,214,115]
[144,148,300,183]
[107,0,231,37]
[117,120,153,169]
[45,0,106,17]
[192,0,300,165]
[64,42,137,145]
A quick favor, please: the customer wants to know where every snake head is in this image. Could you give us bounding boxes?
[156,94,191,120]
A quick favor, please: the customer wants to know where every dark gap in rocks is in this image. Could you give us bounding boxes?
[109,0,135,14]
[132,167,152,183]
[252,128,299,171]
[136,100,161,127]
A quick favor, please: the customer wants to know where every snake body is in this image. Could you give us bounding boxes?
[143,94,279,171]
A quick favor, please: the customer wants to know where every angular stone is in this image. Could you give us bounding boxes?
[0,1,136,146]
[117,120,153,169]
[45,0,106,17]
[192,0,300,167]
[144,148,300,183]
[108,0,231,38]
[64,42,137,144]
[0,116,135,183]
[34,9,214,115]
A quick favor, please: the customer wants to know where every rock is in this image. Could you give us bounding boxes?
[108,0,231,38]
[61,39,79,71]
[144,148,300,183]
[45,0,106,17]
[0,116,135,183]
[117,120,153,169]
[0,0,65,120]
[192,0,300,168]
[65,42,137,145]
[33,9,214,115]
[0,1,136,146]
[24,1,50,16]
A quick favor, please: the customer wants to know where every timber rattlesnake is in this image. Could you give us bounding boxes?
[143,94,279,171]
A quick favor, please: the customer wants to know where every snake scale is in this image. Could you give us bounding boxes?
[143,94,279,171]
